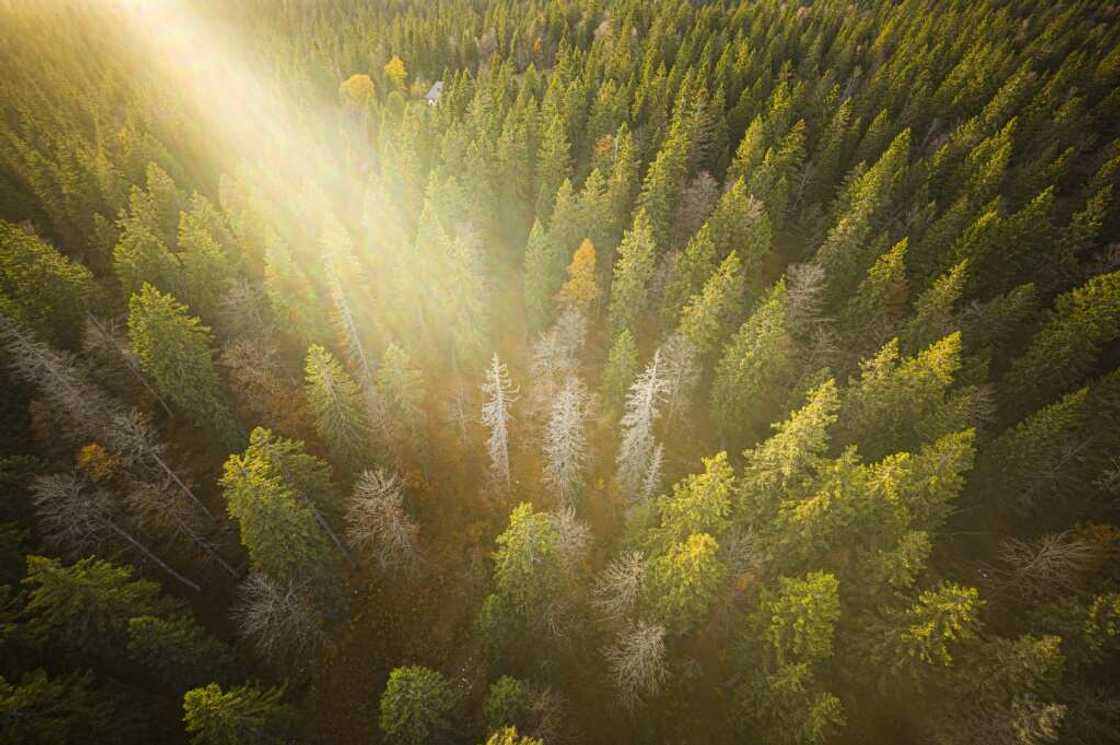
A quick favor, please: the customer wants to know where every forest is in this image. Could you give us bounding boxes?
[1,0,1119,743]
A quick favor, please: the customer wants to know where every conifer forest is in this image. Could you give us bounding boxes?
[3,1,1120,743]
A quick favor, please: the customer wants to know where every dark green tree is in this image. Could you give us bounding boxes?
[0,670,118,745]
[182,683,298,745]
[21,555,168,662]
[127,615,236,694]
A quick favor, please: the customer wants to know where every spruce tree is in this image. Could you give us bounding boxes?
[734,572,844,745]
[837,333,966,460]
[607,210,658,337]
[816,129,912,303]
[523,220,561,333]
[127,284,241,450]
[127,615,236,693]
[839,238,909,354]
[711,281,796,449]
[0,670,119,745]
[377,343,428,457]
[304,344,371,474]
[183,683,298,745]
[536,115,572,223]
[378,666,461,745]
[222,428,348,619]
[704,178,772,303]
[902,261,967,355]
[659,224,718,331]
[601,328,639,417]
[178,199,235,323]
[1004,270,1120,415]
[21,554,168,660]
[676,250,743,359]
[0,220,95,346]
[643,532,726,635]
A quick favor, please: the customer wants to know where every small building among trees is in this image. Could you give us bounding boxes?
[424,80,444,105]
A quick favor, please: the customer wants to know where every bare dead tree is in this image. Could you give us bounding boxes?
[233,571,325,668]
[526,686,570,745]
[83,312,173,417]
[661,332,701,428]
[542,376,592,506]
[936,693,1066,745]
[481,353,519,492]
[1,313,122,443]
[605,620,670,710]
[445,376,472,451]
[616,349,669,500]
[550,505,591,575]
[985,531,1110,603]
[592,551,646,624]
[124,475,238,577]
[528,308,586,422]
[640,443,665,502]
[218,337,290,422]
[106,409,216,520]
[784,261,831,341]
[346,468,420,574]
[4,316,218,531]
[30,473,201,592]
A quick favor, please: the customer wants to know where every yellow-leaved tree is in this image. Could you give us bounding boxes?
[339,73,375,108]
[383,55,407,89]
[555,239,600,314]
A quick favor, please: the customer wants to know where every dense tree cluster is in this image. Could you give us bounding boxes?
[1,0,1119,743]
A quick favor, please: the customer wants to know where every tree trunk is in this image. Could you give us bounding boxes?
[151,451,216,521]
[108,520,201,592]
[86,312,174,418]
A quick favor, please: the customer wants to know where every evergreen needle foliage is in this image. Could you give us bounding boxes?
[1,1,1118,742]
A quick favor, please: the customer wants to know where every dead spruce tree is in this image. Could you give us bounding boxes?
[1,313,122,442]
[346,468,420,574]
[592,550,647,625]
[481,353,518,491]
[605,620,670,710]
[640,443,665,502]
[528,307,587,420]
[82,312,173,417]
[615,349,669,500]
[4,317,232,572]
[661,331,701,427]
[544,505,593,638]
[233,570,326,670]
[542,376,592,506]
[30,472,201,591]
